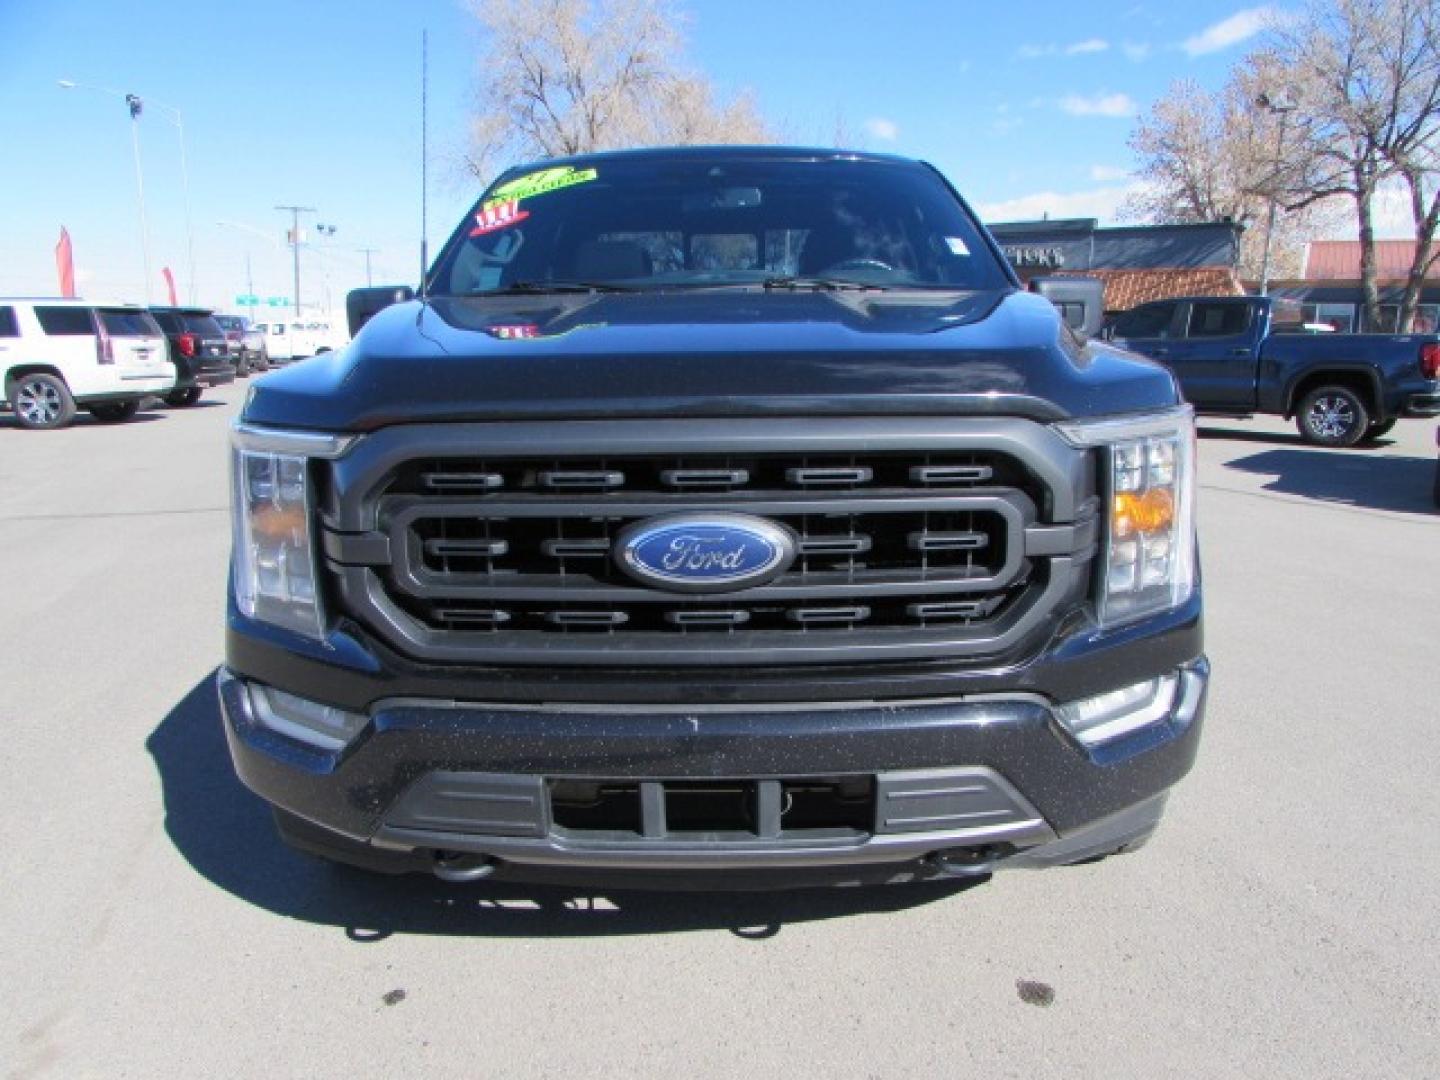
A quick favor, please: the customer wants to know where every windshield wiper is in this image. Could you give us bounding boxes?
[488,280,639,295]
[761,276,886,292]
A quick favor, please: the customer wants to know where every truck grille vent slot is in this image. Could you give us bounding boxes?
[910,465,994,485]
[908,530,990,552]
[540,538,611,558]
[539,470,625,490]
[785,466,873,486]
[661,468,750,488]
[796,535,872,556]
[422,471,503,492]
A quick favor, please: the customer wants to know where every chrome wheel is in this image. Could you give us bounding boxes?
[1296,385,1369,447]
[1306,395,1356,441]
[17,380,62,425]
[11,374,75,429]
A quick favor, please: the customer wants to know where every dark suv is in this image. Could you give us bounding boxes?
[220,147,1208,889]
[149,307,236,406]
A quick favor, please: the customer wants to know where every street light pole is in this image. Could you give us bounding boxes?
[149,99,196,305]
[125,95,154,304]
[59,80,153,303]
[274,205,316,316]
[1256,91,1298,297]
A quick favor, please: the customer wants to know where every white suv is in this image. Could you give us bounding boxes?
[1,299,176,429]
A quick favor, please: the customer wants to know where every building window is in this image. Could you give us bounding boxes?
[1301,302,1355,333]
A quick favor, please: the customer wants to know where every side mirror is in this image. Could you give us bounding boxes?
[1029,276,1106,341]
[346,285,415,337]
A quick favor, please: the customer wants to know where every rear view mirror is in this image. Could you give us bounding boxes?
[347,286,415,337]
[1029,276,1106,341]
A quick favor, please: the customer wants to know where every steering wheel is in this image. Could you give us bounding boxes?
[820,257,896,276]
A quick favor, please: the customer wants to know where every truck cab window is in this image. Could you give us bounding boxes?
[1186,302,1250,338]
[1112,302,1177,339]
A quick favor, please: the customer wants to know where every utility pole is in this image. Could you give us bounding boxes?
[357,247,379,287]
[274,204,316,316]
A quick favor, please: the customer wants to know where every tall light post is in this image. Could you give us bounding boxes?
[58,79,153,302]
[143,97,196,304]
[1256,90,1298,297]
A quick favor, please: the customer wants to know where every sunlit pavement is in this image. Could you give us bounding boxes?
[2,390,1435,1078]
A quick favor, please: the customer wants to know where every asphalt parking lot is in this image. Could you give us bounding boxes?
[2,389,1436,1079]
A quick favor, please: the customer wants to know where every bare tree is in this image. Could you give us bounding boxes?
[464,0,771,181]
[1269,0,1440,329]
[1122,75,1335,280]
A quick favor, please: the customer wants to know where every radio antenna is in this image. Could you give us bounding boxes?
[420,28,429,302]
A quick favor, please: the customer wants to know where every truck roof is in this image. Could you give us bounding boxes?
[498,144,924,177]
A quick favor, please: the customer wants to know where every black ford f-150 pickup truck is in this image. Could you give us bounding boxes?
[219,147,1208,888]
[1106,295,1440,446]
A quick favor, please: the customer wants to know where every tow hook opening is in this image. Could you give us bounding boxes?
[927,845,1005,878]
[432,850,497,883]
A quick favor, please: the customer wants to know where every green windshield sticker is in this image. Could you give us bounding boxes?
[484,166,598,208]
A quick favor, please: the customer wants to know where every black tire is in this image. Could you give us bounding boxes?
[1296,385,1370,447]
[235,355,252,377]
[88,400,141,423]
[10,372,77,430]
[1361,418,1397,443]
[164,387,203,408]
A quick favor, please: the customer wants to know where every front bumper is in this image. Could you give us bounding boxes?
[217,651,1208,884]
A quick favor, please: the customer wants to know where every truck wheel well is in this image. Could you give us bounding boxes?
[4,365,68,396]
[1286,371,1377,419]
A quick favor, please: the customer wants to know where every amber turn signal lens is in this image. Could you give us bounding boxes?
[1112,489,1174,537]
[251,504,306,541]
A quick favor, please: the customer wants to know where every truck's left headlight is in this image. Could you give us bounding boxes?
[1055,406,1197,627]
[230,425,355,639]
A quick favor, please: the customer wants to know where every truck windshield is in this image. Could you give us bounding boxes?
[430,156,1011,295]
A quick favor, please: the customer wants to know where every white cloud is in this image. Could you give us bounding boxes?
[1059,92,1138,118]
[863,117,899,142]
[977,182,1147,225]
[1122,41,1152,61]
[1182,7,1277,56]
[1021,38,1111,58]
[1090,164,1131,181]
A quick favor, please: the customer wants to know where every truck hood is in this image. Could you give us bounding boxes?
[242,289,1178,431]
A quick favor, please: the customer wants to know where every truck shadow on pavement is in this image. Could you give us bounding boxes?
[148,674,979,940]
[1220,446,1436,515]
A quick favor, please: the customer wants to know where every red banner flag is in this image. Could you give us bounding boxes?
[55,227,76,298]
[162,266,178,306]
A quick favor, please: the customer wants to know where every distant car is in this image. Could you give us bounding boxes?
[214,315,268,375]
[0,298,174,429]
[254,320,297,364]
[148,306,237,406]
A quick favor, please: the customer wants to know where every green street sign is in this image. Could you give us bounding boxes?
[267,296,290,307]
[235,294,259,306]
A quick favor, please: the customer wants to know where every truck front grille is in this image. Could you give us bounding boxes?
[321,419,1095,667]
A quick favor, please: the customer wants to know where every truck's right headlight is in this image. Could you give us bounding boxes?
[1054,407,1197,626]
[230,424,355,639]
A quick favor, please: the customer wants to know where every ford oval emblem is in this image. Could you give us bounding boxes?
[615,513,796,593]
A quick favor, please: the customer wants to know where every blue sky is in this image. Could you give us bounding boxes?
[0,1,1328,309]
